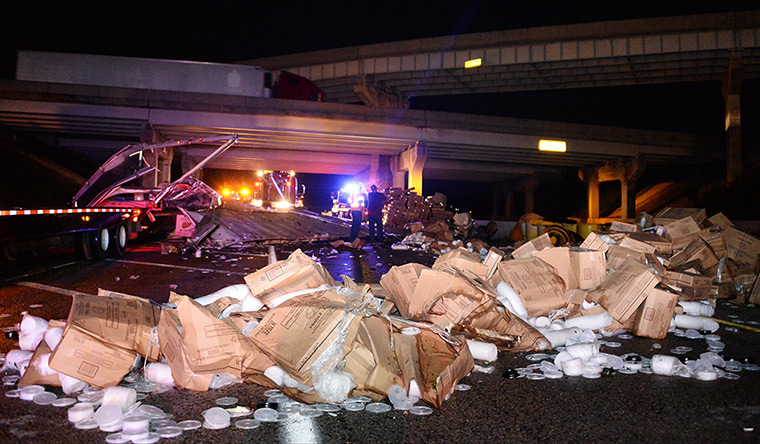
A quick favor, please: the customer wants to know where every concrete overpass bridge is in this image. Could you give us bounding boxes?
[2,11,756,218]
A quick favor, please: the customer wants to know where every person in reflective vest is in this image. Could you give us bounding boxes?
[366,185,385,243]
[349,183,367,242]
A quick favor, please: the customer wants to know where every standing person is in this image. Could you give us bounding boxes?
[366,184,386,243]
[349,183,367,242]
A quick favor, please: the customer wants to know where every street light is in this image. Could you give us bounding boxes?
[539,139,567,152]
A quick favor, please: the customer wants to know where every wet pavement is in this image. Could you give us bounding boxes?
[1,242,760,443]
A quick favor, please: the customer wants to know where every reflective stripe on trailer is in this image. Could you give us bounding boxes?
[0,208,133,216]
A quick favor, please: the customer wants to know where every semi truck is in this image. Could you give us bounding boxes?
[0,135,238,261]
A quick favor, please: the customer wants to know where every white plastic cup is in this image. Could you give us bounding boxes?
[121,415,150,434]
[145,363,175,387]
[4,349,33,371]
[44,327,64,351]
[651,355,680,376]
[565,342,600,360]
[34,353,58,377]
[102,386,137,411]
[466,340,498,362]
[68,402,95,423]
[18,332,44,351]
[564,312,613,330]
[673,314,719,333]
[20,315,48,335]
[495,282,528,319]
[562,358,584,376]
[59,373,88,395]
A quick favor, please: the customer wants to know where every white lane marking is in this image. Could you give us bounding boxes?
[2,261,80,283]
[106,259,248,275]
[16,281,96,298]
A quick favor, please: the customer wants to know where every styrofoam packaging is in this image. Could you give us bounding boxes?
[673,314,719,333]
[18,332,44,351]
[20,315,49,335]
[495,281,528,319]
[3,349,33,371]
[677,301,715,317]
[194,284,252,306]
[145,363,175,387]
[561,358,584,376]
[59,373,88,395]
[44,326,64,351]
[564,312,613,330]
[543,327,583,348]
[102,386,137,411]
[466,340,498,362]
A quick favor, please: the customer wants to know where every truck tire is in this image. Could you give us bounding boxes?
[92,227,111,260]
[2,242,20,262]
[110,224,129,256]
[543,225,572,246]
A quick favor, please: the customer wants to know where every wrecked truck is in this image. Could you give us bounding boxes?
[0,134,238,261]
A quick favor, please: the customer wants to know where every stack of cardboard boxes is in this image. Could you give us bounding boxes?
[383,188,452,230]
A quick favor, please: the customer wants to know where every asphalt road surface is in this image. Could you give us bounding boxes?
[1,241,759,444]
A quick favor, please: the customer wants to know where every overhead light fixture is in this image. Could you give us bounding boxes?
[539,139,567,152]
[464,58,482,69]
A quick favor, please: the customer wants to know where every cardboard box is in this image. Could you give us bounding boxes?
[380,263,428,317]
[482,247,506,279]
[49,324,137,388]
[533,247,574,290]
[669,237,720,270]
[707,212,734,231]
[610,220,639,233]
[69,289,161,362]
[18,339,60,388]
[244,249,336,307]
[173,213,196,238]
[393,327,473,409]
[158,293,274,390]
[619,236,658,254]
[511,233,553,259]
[654,207,707,226]
[250,290,362,385]
[664,216,702,250]
[724,226,760,269]
[491,257,567,316]
[633,288,679,339]
[625,231,673,254]
[433,248,488,279]
[605,245,645,271]
[570,249,607,290]
[588,257,659,322]
[579,232,611,253]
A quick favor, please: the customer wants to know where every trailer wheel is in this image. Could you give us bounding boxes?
[2,243,20,262]
[92,227,111,259]
[110,224,129,256]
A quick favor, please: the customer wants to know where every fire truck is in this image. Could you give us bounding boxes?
[222,170,305,210]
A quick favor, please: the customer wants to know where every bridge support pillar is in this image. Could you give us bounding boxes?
[580,157,644,220]
[491,181,513,219]
[521,177,539,214]
[391,143,427,195]
[724,51,743,184]
[581,167,600,220]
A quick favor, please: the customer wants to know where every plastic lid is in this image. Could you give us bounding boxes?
[105,433,130,444]
[604,341,622,348]
[341,402,365,412]
[253,407,279,422]
[638,367,654,375]
[227,406,252,418]
[4,389,20,398]
[157,426,182,438]
[203,421,230,430]
[617,333,633,340]
[347,396,373,403]
[263,389,282,397]
[100,420,124,433]
[525,373,546,380]
[121,415,150,433]
[153,419,178,428]
[235,419,261,429]
[618,367,638,375]
[3,375,20,383]
[454,384,471,391]
[139,404,166,419]
[299,407,323,418]
[177,420,202,430]
[704,334,721,341]
[409,405,433,416]
[203,407,231,426]
[267,394,290,404]
[68,402,95,423]
[543,370,564,379]
[77,391,103,403]
[314,403,341,412]
[131,432,160,444]
[29,390,55,405]
[19,385,45,401]
[582,371,601,379]
[215,396,238,406]
[401,327,421,335]
[526,353,550,361]
[365,403,391,413]
[52,398,77,408]
[74,418,99,430]
[95,404,123,427]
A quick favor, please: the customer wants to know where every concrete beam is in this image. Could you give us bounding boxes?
[392,143,427,194]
